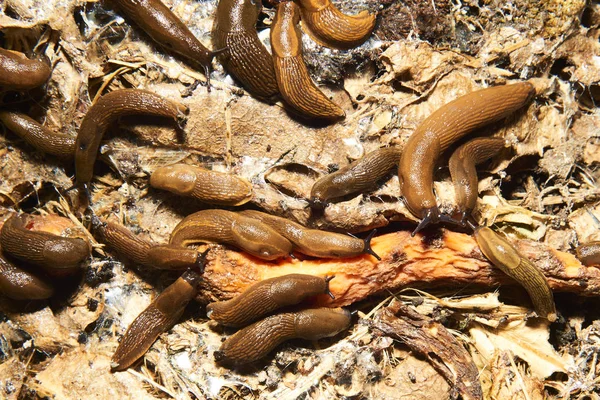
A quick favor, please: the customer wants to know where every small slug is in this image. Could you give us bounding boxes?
[214,307,351,366]
[112,0,218,83]
[0,110,76,158]
[575,241,600,266]
[0,214,90,275]
[93,218,205,270]
[310,147,401,207]
[473,226,557,322]
[150,164,253,206]
[74,89,189,186]
[0,247,54,300]
[0,48,51,90]
[207,274,335,327]
[240,210,380,260]
[169,210,293,260]
[213,0,279,99]
[448,137,506,223]
[398,82,535,235]
[271,1,345,121]
[111,269,201,371]
[295,0,377,50]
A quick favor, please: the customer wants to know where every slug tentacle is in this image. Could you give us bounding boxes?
[0,48,51,90]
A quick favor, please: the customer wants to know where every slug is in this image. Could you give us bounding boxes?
[214,307,351,366]
[310,147,401,207]
[0,48,51,90]
[149,164,253,206]
[74,89,189,186]
[111,269,202,371]
[0,110,76,158]
[0,247,54,300]
[207,274,335,327]
[213,0,279,99]
[448,137,506,223]
[575,241,600,266]
[240,210,380,260]
[271,1,345,121]
[92,217,205,270]
[0,214,91,275]
[398,82,535,235]
[169,210,293,260]
[295,0,377,50]
[112,0,218,84]
[473,226,557,322]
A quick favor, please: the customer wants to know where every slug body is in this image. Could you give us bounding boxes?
[295,0,376,50]
[0,247,54,300]
[310,147,401,206]
[93,218,203,270]
[207,274,334,327]
[473,226,557,322]
[214,307,351,366]
[113,0,216,79]
[150,164,253,206]
[213,0,279,99]
[575,241,600,266]
[0,48,51,90]
[111,269,201,371]
[74,89,188,185]
[398,82,535,234]
[170,210,293,260]
[448,137,506,222]
[0,215,90,274]
[271,1,345,121]
[241,210,380,260]
[0,111,76,158]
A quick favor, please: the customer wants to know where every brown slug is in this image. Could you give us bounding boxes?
[575,241,600,266]
[0,110,76,158]
[271,1,345,121]
[0,246,54,300]
[149,164,253,206]
[240,210,380,260]
[0,214,91,275]
[213,0,279,99]
[207,274,335,327]
[310,147,401,207]
[0,48,51,90]
[170,210,293,260]
[448,137,506,223]
[214,307,351,366]
[398,82,535,235]
[473,226,557,322]
[74,89,189,186]
[295,0,377,50]
[111,269,202,371]
[92,217,205,270]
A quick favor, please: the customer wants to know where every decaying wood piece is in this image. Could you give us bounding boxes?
[196,229,600,305]
[369,300,483,400]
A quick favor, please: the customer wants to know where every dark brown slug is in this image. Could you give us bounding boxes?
[92,217,204,270]
[214,307,351,366]
[150,164,253,206]
[112,0,218,83]
[170,210,293,260]
[448,137,506,223]
[74,89,189,186]
[111,269,202,371]
[295,0,377,50]
[271,1,345,121]
[0,246,54,300]
[207,274,335,327]
[398,82,535,235]
[213,0,279,99]
[0,110,76,158]
[473,226,557,322]
[240,210,380,260]
[310,147,401,207]
[0,48,51,90]
[575,241,600,266]
[0,214,91,275]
